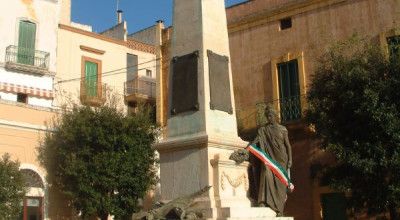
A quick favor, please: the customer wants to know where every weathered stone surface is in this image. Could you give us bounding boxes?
[132,186,211,220]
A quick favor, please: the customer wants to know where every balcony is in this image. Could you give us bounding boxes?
[5,45,51,75]
[80,81,106,106]
[279,95,303,123]
[124,77,156,103]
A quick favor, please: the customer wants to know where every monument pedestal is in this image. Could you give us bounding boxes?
[156,133,293,220]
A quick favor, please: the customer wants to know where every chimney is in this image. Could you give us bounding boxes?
[117,10,123,24]
[60,0,71,25]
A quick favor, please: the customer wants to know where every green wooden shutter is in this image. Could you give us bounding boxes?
[85,61,98,97]
[18,21,36,65]
[277,60,301,122]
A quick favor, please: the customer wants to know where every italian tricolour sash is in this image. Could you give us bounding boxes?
[246,144,295,191]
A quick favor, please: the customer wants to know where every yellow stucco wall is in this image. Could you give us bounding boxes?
[226,0,400,219]
[228,0,400,131]
[0,101,55,170]
[0,125,44,168]
[0,101,57,219]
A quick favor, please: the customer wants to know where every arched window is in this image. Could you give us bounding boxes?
[20,169,44,188]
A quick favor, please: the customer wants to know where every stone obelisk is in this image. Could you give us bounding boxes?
[154,0,290,219]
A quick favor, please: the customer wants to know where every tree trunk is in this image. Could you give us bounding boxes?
[389,203,399,220]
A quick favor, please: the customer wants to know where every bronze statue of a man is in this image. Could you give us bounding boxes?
[230,106,293,215]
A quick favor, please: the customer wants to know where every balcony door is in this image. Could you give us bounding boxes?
[21,197,43,220]
[277,59,301,122]
[85,61,98,97]
[19,169,45,220]
[18,20,36,65]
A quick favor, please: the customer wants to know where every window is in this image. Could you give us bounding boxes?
[17,20,36,65]
[17,93,28,104]
[127,53,138,81]
[387,35,400,60]
[280,17,292,30]
[81,57,103,106]
[146,69,152,77]
[84,61,99,97]
[277,59,301,122]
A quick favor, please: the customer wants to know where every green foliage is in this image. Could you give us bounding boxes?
[0,154,26,218]
[307,36,400,216]
[38,104,158,219]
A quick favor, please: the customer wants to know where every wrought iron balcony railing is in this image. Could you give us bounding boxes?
[5,46,50,74]
[80,81,106,106]
[124,77,156,100]
[279,95,302,122]
[236,95,305,132]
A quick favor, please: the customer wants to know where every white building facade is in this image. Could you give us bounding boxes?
[0,0,59,107]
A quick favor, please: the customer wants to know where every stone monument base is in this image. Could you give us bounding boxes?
[155,133,293,220]
[202,207,293,220]
[160,202,293,220]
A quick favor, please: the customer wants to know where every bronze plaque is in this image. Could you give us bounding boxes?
[170,51,199,115]
[208,50,233,114]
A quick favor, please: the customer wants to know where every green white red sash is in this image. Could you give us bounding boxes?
[246,144,294,191]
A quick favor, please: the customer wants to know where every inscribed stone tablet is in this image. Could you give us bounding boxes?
[207,50,232,114]
[170,51,199,115]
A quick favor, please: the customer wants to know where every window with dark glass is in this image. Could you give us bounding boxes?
[146,69,152,77]
[17,93,28,104]
[280,17,292,30]
[277,59,301,122]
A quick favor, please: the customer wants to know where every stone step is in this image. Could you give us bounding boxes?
[201,207,293,220]
[206,217,293,220]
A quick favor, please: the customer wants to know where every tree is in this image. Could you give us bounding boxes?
[0,153,26,218]
[307,37,400,219]
[38,104,158,219]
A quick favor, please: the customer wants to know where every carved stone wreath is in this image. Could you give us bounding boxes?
[220,171,249,191]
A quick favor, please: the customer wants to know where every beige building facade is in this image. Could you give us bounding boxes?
[56,3,159,111]
[51,3,161,218]
[56,23,158,111]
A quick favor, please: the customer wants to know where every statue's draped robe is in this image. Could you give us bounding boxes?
[252,124,291,214]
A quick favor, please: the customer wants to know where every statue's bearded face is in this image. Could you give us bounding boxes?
[267,112,277,124]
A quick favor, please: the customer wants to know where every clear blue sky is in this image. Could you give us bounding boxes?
[71,0,248,33]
